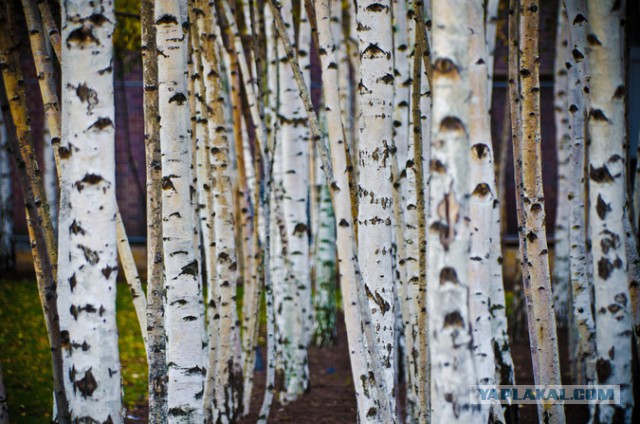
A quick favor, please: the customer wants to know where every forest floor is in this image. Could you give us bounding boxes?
[0,247,594,423]
[233,314,590,424]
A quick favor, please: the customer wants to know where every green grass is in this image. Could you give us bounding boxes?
[0,279,147,423]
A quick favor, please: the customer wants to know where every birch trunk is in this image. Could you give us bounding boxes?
[312,180,337,347]
[508,0,539,372]
[43,117,57,231]
[238,14,264,419]
[0,93,13,273]
[405,2,432,421]
[214,2,277,420]
[37,0,61,61]
[390,2,410,406]
[468,1,505,421]
[60,0,122,421]
[25,0,149,370]
[188,5,220,419]
[310,0,391,419]
[564,0,596,398]
[485,0,500,100]
[484,7,516,400]
[0,5,69,421]
[273,0,311,401]
[552,1,571,328]
[141,0,167,420]
[427,1,481,422]
[514,1,565,421]
[155,0,206,420]
[586,0,634,420]
[205,20,244,421]
[356,2,397,419]
[311,86,337,346]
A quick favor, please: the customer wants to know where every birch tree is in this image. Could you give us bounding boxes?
[356,2,397,419]
[468,1,507,421]
[510,0,565,421]
[312,147,337,347]
[140,0,167,420]
[562,0,596,399]
[59,0,122,421]
[552,0,571,328]
[586,0,634,420]
[202,5,244,417]
[0,4,69,421]
[426,1,482,422]
[155,0,206,420]
[269,0,392,419]
[273,0,311,401]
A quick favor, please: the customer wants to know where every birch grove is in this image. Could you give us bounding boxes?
[2,0,640,423]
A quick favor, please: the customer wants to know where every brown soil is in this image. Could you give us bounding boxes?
[238,315,356,424]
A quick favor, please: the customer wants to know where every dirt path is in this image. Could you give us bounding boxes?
[129,315,593,423]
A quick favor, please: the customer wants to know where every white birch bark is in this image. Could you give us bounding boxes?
[155,0,206,420]
[356,2,397,420]
[563,0,596,401]
[311,162,337,347]
[427,1,481,422]
[402,3,432,421]
[216,2,277,420]
[60,0,122,421]
[275,0,310,401]
[208,36,243,423]
[468,1,503,421]
[314,0,390,419]
[391,1,410,400]
[586,0,634,420]
[552,4,571,327]
[485,0,500,101]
